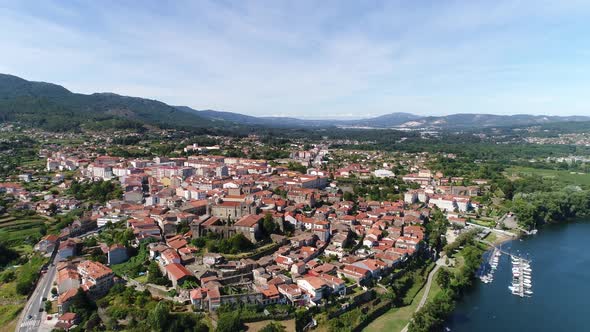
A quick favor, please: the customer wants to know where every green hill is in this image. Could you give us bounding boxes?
[0,74,220,132]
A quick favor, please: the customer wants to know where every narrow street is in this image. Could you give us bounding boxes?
[17,254,57,332]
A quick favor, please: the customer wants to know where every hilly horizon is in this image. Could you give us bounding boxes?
[1,73,589,131]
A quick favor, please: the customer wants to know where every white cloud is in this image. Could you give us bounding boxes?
[0,1,589,118]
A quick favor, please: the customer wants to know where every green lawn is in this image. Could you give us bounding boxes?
[471,219,496,228]
[505,166,590,186]
[364,283,427,332]
[134,275,148,283]
[364,264,436,332]
[483,232,498,243]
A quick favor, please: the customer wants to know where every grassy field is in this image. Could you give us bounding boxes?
[364,264,436,332]
[505,166,590,186]
[134,275,148,283]
[0,214,50,246]
[245,319,295,332]
[364,282,427,332]
[0,305,22,327]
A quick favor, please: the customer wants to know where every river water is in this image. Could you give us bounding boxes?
[447,221,590,332]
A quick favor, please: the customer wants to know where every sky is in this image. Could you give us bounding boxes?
[1,1,590,119]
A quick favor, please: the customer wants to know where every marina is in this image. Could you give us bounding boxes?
[509,255,533,297]
[478,247,501,283]
[477,245,533,299]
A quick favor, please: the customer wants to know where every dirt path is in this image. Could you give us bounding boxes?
[400,259,443,332]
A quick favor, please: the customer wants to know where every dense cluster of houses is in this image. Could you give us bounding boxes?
[14,147,488,314]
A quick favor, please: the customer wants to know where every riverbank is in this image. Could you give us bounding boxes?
[482,231,516,246]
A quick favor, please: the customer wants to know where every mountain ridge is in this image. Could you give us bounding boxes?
[1,73,588,131]
[187,107,590,129]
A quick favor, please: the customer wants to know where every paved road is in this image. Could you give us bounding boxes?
[17,255,57,332]
[400,258,444,332]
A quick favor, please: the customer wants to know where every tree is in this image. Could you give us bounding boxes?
[262,213,277,236]
[44,300,52,312]
[343,191,355,202]
[0,242,18,268]
[69,288,97,321]
[216,311,241,332]
[436,268,451,289]
[16,277,34,295]
[85,312,102,331]
[48,203,58,215]
[147,261,169,286]
[260,321,286,332]
[148,302,170,332]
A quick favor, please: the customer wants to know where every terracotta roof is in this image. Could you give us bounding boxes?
[57,268,79,284]
[58,288,78,304]
[257,284,280,298]
[165,263,192,280]
[278,283,302,296]
[58,312,77,321]
[42,234,59,242]
[342,264,371,277]
[301,276,326,289]
[78,260,113,280]
[190,288,207,300]
[234,214,262,227]
[201,216,222,226]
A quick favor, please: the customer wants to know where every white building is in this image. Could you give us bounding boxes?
[373,169,395,178]
[97,215,125,228]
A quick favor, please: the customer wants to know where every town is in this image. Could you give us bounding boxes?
[3,4,590,330]
[0,128,511,332]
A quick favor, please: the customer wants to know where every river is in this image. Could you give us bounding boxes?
[447,220,590,332]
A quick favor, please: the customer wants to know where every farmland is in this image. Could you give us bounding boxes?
[505,166,590,187]
[0,214,49,248]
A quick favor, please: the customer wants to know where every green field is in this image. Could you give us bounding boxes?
[506,166,590,186]
[364,265,438,332]
[0,215,49,246]
[364,282,427,332]
[0,304,22,327]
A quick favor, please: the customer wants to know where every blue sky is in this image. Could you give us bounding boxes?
[1,1,589,118]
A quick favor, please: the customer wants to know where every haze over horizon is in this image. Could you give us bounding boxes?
[1,1,590,118]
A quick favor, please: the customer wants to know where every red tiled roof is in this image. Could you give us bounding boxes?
[78,260,112,280]
[234,214,262,227]
[58,312,77,321]
[165,263,192,280]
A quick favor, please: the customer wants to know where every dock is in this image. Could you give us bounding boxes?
[510,255,533,298]
[476,242,533,298]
